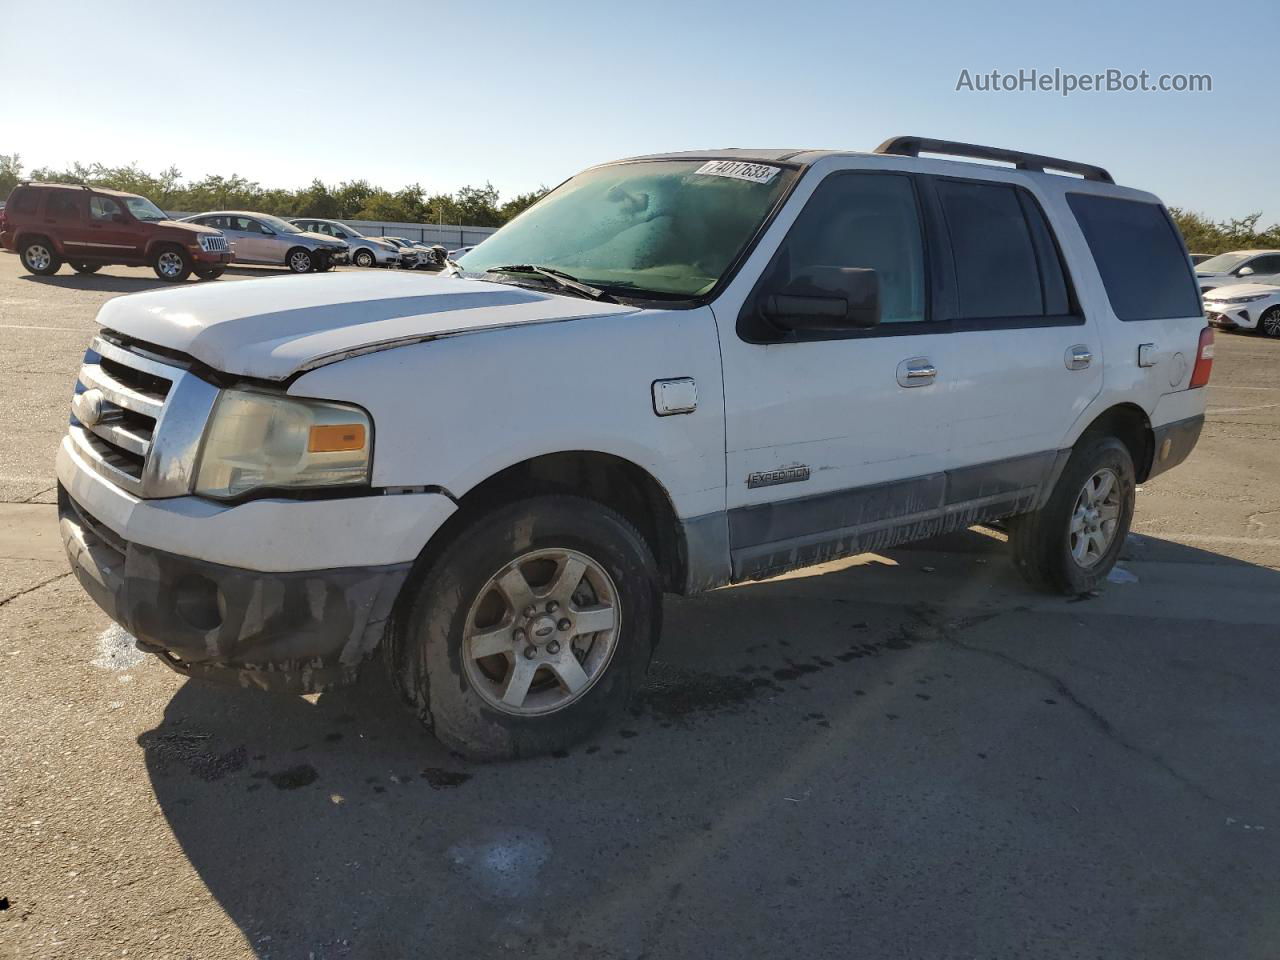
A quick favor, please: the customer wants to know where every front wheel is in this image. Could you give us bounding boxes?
[1260,306,1280,338]
[71,263,102,275]
[152,245,192,282]
[193,267,225,281]
[21,239,61,276]
[387,496,661,760]
[353,248,376,268]
[286,247,314,273]
[1008,436,1135,594]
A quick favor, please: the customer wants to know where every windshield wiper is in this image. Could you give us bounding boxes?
[485,265,617,302]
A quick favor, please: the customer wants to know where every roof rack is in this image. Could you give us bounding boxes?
[17,180,92,189]
[874,136,1114,184]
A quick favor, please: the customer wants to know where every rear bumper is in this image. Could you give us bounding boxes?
[59,484,410,692]
[1146,414,1204,481]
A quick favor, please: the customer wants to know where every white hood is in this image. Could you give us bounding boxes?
[1202,282,1280,300]
[95,271,638,380]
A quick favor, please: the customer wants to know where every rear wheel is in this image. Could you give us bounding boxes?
[1009,436,1135,594]
[193,267,225,281]
[1260,306,1280,338]
[71,263,101,275]
[387,496,661,760]
[152,245,192,282]
[21,239,61,276]
[286,247,314,273]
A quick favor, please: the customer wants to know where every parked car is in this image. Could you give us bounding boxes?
[181,211,347,273]
[1194,249,1280,293]
[1,182,232,281]
[1189,253,1213,265]
[55,137,1210,760]
[448,245,476,260]
[374,236,420,268]
[289,218,402,268]
[1203,282,1280,336]
[383,236,445,269]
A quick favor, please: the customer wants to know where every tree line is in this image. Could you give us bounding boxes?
[2,153,1277,250]
[0,154,547,227]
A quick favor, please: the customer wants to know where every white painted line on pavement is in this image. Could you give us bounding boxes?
[0,324,89,332]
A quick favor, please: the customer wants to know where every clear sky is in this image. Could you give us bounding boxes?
[4,0,1275,221]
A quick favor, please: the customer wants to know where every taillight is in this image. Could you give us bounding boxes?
[1189,326,1214,388]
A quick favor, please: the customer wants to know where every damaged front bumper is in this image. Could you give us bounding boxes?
[59,485,410,693]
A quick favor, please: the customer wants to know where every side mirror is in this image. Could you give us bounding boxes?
[760,266,880,332]
[1237,266,1255,276]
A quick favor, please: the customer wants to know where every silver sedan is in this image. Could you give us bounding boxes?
[181,211,348,273]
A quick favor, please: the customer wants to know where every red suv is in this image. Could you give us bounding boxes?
[0,183,234,282]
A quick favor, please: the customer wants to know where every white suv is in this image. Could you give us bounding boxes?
[56,137,1211,759]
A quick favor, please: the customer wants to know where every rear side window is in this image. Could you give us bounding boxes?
[935,179,1067,319]
[46,192,81,221]
[1066,194,1201,320]
[8,188,39,215]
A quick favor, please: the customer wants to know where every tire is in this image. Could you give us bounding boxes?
[286,247,314,273]
[71,263,102,275]
[193,267,225,281]
[1008,436,1135,594]
[353,248,376,268]
[315,256,334,272]
[1260,307,1280,339]
[152,244,192,282]
[387,495,662,760]
[20,238,61,276]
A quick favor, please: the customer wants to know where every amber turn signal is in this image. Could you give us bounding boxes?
[308,423,366,452]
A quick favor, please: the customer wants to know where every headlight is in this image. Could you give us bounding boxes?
[1215,293,1271,304]
[194,389,372,499]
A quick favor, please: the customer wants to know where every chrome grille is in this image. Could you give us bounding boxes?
[200,235,230,253]
[69,334,220,498]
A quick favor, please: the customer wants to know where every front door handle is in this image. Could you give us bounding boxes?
[897,357,937,387]
[1066,344,1092,370]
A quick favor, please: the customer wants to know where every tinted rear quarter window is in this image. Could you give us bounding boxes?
[1066,194,1200,320]
[9,188,39,215]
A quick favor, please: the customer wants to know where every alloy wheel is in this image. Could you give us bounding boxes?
[461,548,620,716]
[1069,468,1122,568]
[290,250,312,272]
[25,244,51,271]
[1263,308,1280,338]
[156,251,183,278]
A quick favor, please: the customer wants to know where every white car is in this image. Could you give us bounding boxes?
[383,236,444,269]
[1203,282,1280,337]
[289,218,402,268]
[1194,250,1280,293]
[55,137,1211,760]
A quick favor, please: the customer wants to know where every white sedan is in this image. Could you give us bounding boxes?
[1203,283,1280,337]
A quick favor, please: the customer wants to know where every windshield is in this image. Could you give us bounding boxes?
[257,214,302,234]
[124,195,167,221]
[457,159,795,297]
[1196,252,1250,273]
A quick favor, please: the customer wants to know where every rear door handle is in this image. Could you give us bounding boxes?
[897,357,937,387]
[1066,344,1092,370]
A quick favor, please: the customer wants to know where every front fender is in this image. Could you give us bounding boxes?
[289,306,728,522]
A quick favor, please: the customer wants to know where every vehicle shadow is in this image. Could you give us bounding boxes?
[17,264,311,293]
[138,529,1280,958]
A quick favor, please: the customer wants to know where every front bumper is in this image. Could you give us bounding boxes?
[322,248,350,265]
[193,249,234,265]
[59,484,410,692]
[1204,305,1257,331]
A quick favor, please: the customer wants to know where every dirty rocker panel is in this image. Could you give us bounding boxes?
[727,450,1058,581]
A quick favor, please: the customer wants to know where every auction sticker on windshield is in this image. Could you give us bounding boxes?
[694,160,781,184]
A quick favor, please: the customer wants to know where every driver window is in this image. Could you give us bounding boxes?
[89,196,124,222]
[774,173,926,323]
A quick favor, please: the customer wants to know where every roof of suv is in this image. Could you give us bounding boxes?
[617,137,1117,186]
[17,182,143,199]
